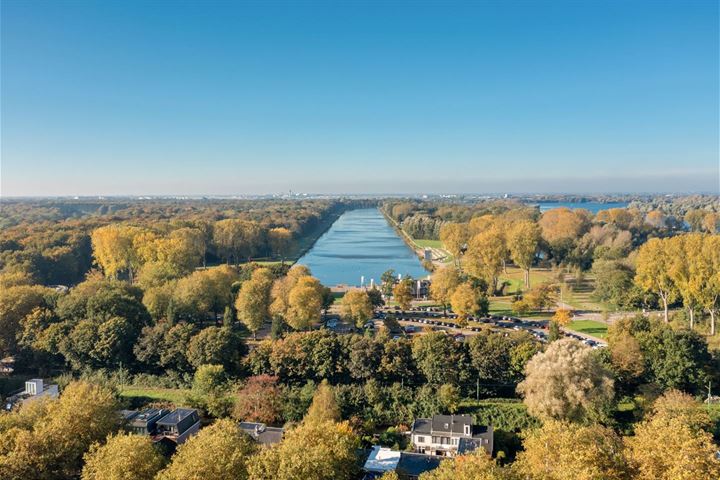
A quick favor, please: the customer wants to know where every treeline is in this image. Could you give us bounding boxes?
[0,198,368,286]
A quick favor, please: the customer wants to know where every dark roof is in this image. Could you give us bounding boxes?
[239,422,284,445]
[413,414,481,437]
[396,452,444,477]
[157,409,200,434]
[130,408,167,427]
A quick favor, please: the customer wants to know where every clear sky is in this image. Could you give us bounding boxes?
[1,0,718,196]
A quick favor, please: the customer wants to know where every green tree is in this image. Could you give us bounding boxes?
[187,326,245,373]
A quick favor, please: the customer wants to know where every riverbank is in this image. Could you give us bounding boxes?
[379,208,450,268]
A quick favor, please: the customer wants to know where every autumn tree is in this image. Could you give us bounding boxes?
[552,308,572,326]
[634,238,677,323]
[0,284,53,356]
[668,234,704,329]
[286,276,324,330]
[232,375,283,425]
[305,379,341,424]
[440,223,469,267]
[269,265,312,321]
[538,208,589,263]
[393,278,414,310]
[268,227,292,263]
[247,420,360,480]
[507,220,540,288]
[340,289,374,328]
[430,266,461,316]
[91,225,148,282]
[517,338,614,422]
[513,420,629,480]
[81,433,165,480]
[626,391,720,479]
[450,283,487,323]
[157,419,257,480]
[418,451,507,480]
[173,265,239,320]
[465,226,505,294]
[0,381,119,480]
[213,219,265,265]
[235,268,274,338]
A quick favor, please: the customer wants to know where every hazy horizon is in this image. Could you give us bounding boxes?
[2,1,718,197]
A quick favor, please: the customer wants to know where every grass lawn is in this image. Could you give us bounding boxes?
[567,319,608,339]
[119,386,190,406]
[413,239,443,249]
[499,267,555,295]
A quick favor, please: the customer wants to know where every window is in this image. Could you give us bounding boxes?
[417,436,425,444]
[464,425,470,435]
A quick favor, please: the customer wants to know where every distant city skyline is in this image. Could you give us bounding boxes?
[2,1,718,196]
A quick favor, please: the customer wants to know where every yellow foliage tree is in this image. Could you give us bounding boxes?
[419,451,510,480]
[247,420,359,480]
[157,419,257,480]
[430,266,461,317]
[235,268,274,337]
[340,290,374,328]
[626,391,720,480]
[81,433,165,480]
[507,220,540,288]
[513,420,629,480]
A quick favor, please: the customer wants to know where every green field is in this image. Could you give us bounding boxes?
[413,238,443,249]
[567,319,608,339]
[119,386,190,406]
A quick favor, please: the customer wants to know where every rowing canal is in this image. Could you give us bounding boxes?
[296,208,429,287]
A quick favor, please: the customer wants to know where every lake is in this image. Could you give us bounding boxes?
[296,208,429,287]
[533,201,629,213]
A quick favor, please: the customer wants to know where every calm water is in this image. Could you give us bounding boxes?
[534,201,629,213]
[296,208,429,286]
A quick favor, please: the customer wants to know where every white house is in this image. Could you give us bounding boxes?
[410,414,493,457]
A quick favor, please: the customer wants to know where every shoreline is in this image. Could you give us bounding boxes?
[379,207,447,270]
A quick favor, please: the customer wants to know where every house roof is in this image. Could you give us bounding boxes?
[396,452,444,477]
[363,446,401,473]
[412,415,490,439]
[130,408,166,427]
[157,408,200,434]
[239,422,284,445]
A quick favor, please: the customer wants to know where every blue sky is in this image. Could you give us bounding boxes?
[1,1,718,196]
